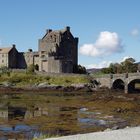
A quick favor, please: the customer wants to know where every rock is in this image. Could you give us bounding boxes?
[2,81,14,87]
[85,83,98,92]
[112,126,120,130]
[36,82,64,90]
[98,120,107,125]
[125,126,130,129]
[46,84,63,90]
[104,128,111,132]
[64,86,75,92]
[71,83,86,88]
[80,108,88,111]
[70,83,86,91]
[115,108,129,113]
[37,82,49,88]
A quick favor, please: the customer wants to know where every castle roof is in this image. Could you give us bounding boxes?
[0,45,16,54]
[42,26,71,39]
[0,47,13,54]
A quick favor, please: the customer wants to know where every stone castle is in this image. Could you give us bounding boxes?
[0,26,78,73]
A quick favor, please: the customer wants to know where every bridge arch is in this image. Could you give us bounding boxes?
[112,79,125,90]
[128,79,140,93]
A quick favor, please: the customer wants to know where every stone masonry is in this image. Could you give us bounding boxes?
[0,26,78,73]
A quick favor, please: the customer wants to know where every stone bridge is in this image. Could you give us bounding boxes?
[94,73,140,93]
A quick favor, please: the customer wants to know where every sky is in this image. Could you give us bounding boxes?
[0,0,140,69]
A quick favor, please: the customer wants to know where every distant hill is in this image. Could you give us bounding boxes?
[86,68,101,73]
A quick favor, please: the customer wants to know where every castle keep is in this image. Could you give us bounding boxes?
[0,27,78,73]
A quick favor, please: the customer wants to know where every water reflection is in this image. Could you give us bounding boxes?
[78,118,106,126]
[0,106,49,121]
[0,93,127,139]
[0,106,41,139]
[0,101,51,139]
[9,106,26,120]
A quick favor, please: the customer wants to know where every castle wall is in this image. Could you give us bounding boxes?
[34,55,40,69]
[0,27,78,73]
[9,47,18,68]
[17,51,40,70]
[24,52,34,67]
[38,27,78,73]
[17,52,27,69]
[0,53,9,67]
[61,60,73,73]
[42,60,48,72]
[48,57,61,73]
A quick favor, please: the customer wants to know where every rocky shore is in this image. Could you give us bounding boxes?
[0,81,99,93]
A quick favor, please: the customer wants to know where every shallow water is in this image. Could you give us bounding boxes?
[0,92,128,139]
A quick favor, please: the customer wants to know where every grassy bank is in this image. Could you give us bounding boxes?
[0,71,90,87]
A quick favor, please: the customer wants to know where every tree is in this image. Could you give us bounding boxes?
[114,63,123,73]
[74,65,87,74]
[0,66,11,76]
[121,57,137,73]
[101,57,137,74]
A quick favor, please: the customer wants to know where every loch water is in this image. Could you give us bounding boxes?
[0,92,128,140]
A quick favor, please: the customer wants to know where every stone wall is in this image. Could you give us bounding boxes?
[38,27,78,73]
[17,52,27,69]
[47,57,61,73]
[9,47,18,68]
[0,53,8,67]
[0,27,78,73]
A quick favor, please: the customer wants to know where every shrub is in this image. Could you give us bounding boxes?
[45,76,51,80]
[65,79,71,83]
[0,66,11,76]
[8,75,21,83]
[27,64,35,74]
[74,65,87,74]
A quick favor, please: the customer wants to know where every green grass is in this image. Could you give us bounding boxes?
[0,71,90,87]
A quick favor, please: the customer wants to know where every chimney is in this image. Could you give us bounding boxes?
[12,44,16,48]
[65,26,70,32]
[28,49,32,52]
[46,29,52,33]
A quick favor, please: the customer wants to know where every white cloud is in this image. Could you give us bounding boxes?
[79,44,102,57]
[131,28,139,36]
[86,61,112,69]
[79,31,124,57]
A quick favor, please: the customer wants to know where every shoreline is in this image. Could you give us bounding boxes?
[0,83,99,94]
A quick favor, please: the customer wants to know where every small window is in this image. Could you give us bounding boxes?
[2,60,4,63]
[41,55,45,58]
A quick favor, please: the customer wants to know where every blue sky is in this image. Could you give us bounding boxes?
[0,0,140,68]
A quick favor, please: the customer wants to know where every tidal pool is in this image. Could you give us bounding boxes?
[0,91,138,139]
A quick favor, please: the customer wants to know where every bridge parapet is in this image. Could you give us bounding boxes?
[92,72,140,93]
[127,73,140,77]
[111,73,125,79]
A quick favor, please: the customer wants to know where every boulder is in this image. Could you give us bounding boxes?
[37,82,49,88]
[2,81,15,87]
